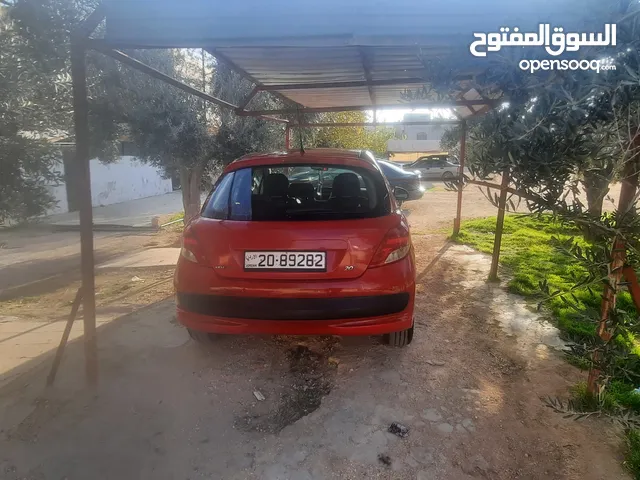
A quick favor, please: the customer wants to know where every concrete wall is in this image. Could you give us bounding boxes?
[388,113,449,157]
[90,156,172,207]
[45,156,172,215]
[45,160,69,215]
[387,139,441,154]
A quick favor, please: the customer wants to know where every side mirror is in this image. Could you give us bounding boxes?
[393,187,409,203]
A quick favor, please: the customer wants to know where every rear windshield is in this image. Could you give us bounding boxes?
[202,164,391,221]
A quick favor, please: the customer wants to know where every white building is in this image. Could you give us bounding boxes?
[45,141,173,216]
[387,113,449,162]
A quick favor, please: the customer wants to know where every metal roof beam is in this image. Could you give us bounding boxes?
[238,86,259,110]
[75,2,106,39]
[240,100,494,117]
[258,78,426,92]
[87,40,239,110]
[358,47,376,108]
[294,120,460,127]
[206,48,301,109]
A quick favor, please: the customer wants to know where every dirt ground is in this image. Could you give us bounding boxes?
[0,185,630,479]
[0,226,182,300]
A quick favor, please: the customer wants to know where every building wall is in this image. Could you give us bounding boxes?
[45,160,69,215]
[389,113,450,158]
[90,156,172,207]
[387,139,442,154]
[396,124,448,142]
[45,155,172,215]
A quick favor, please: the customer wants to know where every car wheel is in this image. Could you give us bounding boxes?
[384,325,414,347]
[187,328,218,343]
[442,171,455,180]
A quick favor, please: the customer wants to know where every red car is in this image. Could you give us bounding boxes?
[174,149,416,346]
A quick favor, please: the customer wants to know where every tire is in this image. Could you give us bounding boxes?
[187,328,218,343]
[384,326,414,347]
[442,171,455,180]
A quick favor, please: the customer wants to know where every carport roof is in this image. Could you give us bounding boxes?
[97,0,596,119]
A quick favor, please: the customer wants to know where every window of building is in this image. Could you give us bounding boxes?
[416,132,428,140]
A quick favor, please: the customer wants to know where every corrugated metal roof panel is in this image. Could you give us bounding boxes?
[281,87,373,108]
[99,0,604,116]
[103,0,599,48]
[215,47,366,86]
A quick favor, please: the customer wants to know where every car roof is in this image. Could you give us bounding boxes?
[378,160,415,176]
[225,149,378,172]
[416,153,449,160]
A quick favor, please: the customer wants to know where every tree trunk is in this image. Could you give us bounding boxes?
[179,166,202,225]
[581,170,610,240]
[587,156,639,395]
[582,170,610,217]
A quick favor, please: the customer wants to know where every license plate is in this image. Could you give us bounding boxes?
[244,251,326,271]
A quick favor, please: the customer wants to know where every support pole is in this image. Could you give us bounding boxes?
[453,121,467,235]
[46,288,83,387]
[488,169,510,281]
[587,158,638,394]
[623,266,640,312]
[285,124,291,150]
[70,37,98,385]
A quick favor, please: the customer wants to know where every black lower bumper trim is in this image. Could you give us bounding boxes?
[177,293,410,320]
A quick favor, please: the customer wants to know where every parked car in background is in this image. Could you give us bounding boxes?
[175,149,416,347]
[403,154,469,180]
[377,160,425,201]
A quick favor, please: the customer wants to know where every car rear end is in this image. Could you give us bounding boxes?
[378,160,425,201]
[392,172,424,200]
[174,151,415,341]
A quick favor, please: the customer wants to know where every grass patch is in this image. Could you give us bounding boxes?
[627,429,640,479]
[166,211,185,224]
[456,214,639,411]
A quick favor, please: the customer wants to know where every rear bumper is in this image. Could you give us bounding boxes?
[175,254,415,336]
[176,306,413,336]
[177,292,409,320]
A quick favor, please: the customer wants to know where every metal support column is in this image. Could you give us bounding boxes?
[453,121,466,235]
[70,37,98,385]
[488,169,510,281]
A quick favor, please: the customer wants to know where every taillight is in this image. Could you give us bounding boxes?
[369,220,411,268]
[180,224,202,264]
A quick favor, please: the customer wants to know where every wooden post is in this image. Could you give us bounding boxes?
[46,289,83,387]
[70,37,98,385]
[623,266,640,312]
[587,158,638,394]
[488,169,510,281]
[453,120,466,235]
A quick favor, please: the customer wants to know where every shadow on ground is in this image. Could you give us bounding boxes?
[0,235,628,480]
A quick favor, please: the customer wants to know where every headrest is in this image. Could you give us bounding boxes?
[263,173,289,197]
[331,172,360,198]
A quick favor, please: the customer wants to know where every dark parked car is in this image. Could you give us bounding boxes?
[377,160,425,201]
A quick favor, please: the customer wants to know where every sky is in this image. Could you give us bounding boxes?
[371,108,457,123]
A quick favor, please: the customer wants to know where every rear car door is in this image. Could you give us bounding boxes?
[419,159,444,178]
